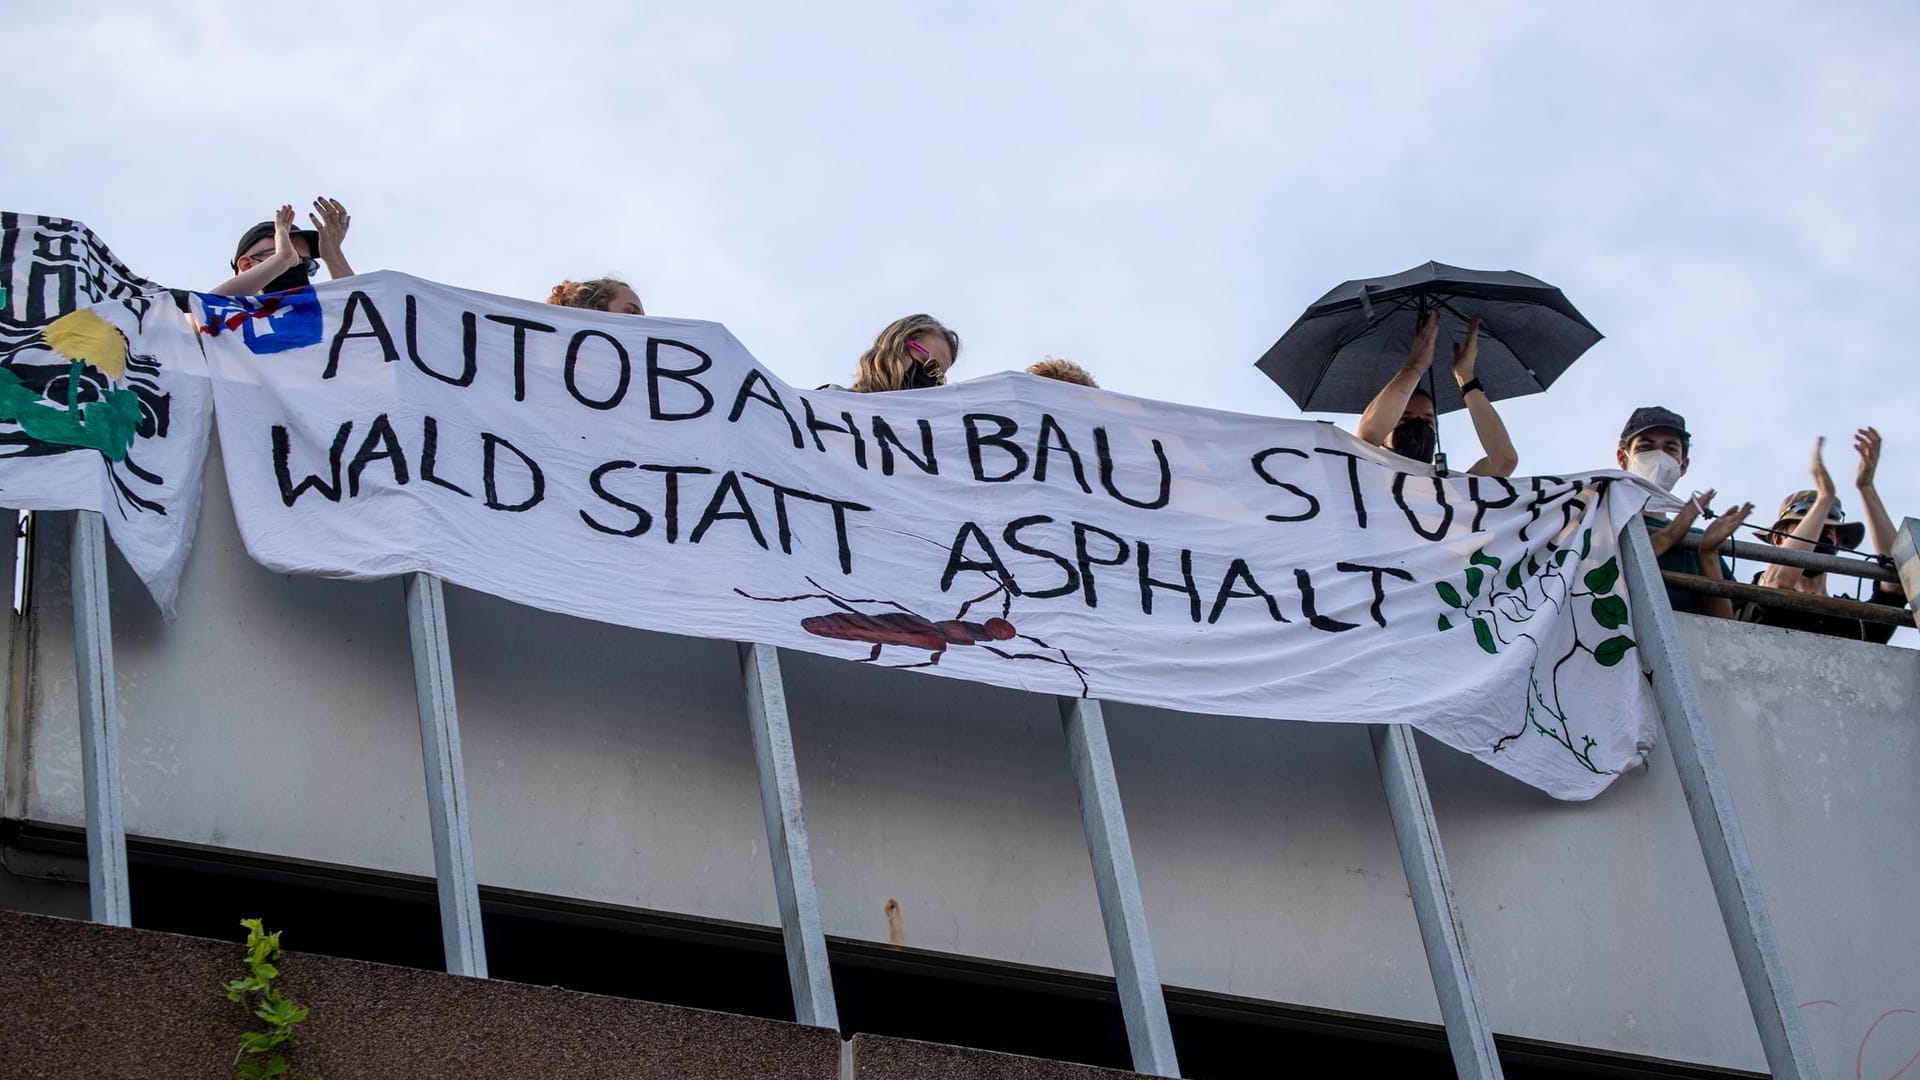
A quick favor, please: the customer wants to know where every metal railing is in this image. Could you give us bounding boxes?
[1670,526,1919,631]
[36,512,1920,1077]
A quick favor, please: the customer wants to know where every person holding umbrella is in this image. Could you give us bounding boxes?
[1354,311,1517,477]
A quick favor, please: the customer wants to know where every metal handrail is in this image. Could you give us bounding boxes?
[1661,571,1912,629]
[1677,533,1900,582]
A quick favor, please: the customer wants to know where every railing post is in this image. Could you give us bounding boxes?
[1618,523,1820,1078]
[1892,518,1920,631]
[1058,697,1180,1077]
[1370,724,1503,1079]
[404,572,488,977]
[70,510,131,926]
[739,642,839,1029]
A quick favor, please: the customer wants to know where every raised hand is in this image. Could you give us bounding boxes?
[1451,315,1482,385]
[270,204,297,261]
[1700,500,1754,552]
[1811,436,1836,499]
[1854,426,1881,490]
[1405,310,1439,375]
[308,196,350,259]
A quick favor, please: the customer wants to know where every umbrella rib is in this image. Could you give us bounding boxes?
[1433,295,1543,393]
[1311,293,1422,411]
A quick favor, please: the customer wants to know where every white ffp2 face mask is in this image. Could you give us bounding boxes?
[1626,449,1684,491]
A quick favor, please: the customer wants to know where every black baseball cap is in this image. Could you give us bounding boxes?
[1619,406,1690,448]
[232,221,321,269]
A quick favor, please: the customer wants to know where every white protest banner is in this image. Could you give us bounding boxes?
[0,214,211,616]
[195,270,1671,799]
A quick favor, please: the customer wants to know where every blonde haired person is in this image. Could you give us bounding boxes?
[1027,356,1097,388]
[547,277,645,315]
[851,314,959,393]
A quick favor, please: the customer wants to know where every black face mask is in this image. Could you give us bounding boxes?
[261,265,312,294]
[904,359,943,390]
[1390,418,1437,464]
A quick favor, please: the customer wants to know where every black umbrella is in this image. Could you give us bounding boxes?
[1255,261,1602,415]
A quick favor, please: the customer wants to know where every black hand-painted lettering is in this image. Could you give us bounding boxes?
[482,314,558,402]
[942,522,1017,593]
[1004,515,1079,599]
[1072,521,1130,608]
[728,370,804,448]
[1392,473,1456,542]
[1251,446,1320,523]
[740,472,874,574]
[324,291,398,379]
[1094,427,1172,510]
[1335,561,1414,628]
[637,464,714,543]
[1467,475,1519,532]
[801,398,869,469]
[689,471,768,549]
[272,420,353,507]
[404,296,477,386]
[965,413,1029,483]
[1137,541,1201,622]
[481,433,545,512]
[1312,447,1369,528]
[564,329,632,410]
[646,339,716,421]
[346,412,409,497]
[581,461,653,537]
[1296,568,1358,633]
[420,416,472,497]
[1033,414,1092,493]
[1208,559,1287,624]
[872,416,938,476]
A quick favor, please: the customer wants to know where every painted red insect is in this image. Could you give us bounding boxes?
[734,576,1090,695]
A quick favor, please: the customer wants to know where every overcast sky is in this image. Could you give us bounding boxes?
[11,1,1916,639]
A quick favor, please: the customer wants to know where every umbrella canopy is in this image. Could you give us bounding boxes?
[1255,261,1603,415]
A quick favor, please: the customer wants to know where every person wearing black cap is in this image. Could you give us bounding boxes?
[208,198,354,296]
[1617,405,1752,619]
[1740,429,1906,643]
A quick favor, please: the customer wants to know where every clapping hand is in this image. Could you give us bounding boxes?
[1811,436,1836,499]
[1405,311,1439,375]
[1451,315,1482,386]
[309,197,350,260]
[1854,426,1881,491]
[1699,498,1754,553]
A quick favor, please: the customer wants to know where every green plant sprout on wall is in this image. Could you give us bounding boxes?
[223,919,321,1080]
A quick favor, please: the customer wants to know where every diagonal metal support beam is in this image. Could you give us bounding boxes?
[1619,523,1819,1078]
[1058,697,1180,1077]
[1371,723,1503,1079]
[740,642,839,1029]
[71,510,130,927]
[405,572,487,977]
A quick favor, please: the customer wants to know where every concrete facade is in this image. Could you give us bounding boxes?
[6,455,1918,1076]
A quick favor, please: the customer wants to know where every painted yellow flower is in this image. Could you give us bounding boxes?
[42,309,128,381]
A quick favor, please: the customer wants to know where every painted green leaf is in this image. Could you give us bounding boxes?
[1591,595,1630,629]
[1506,563,1524,589]
[1471,548,1501,568]
[1594,635,1635,667]
[1528,554,1541,576]
[1472,617,1497,654]
[1580,528,1593,558]
[1555,549,1571,565]
[1465,567,1485,597]
[1436,581,1465,608]
[1584,557,1620,594]
[1438,614,1452,631]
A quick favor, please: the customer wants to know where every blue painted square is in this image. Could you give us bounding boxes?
[195,288,324,355]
